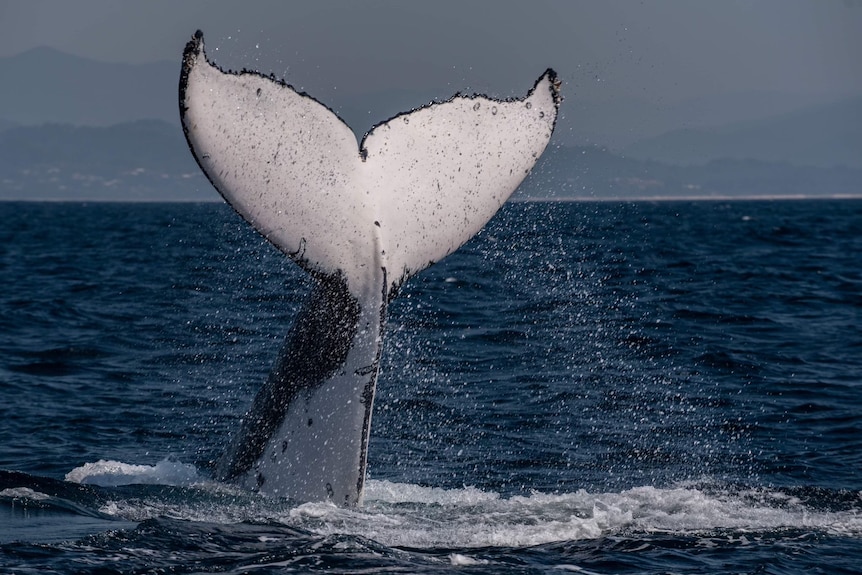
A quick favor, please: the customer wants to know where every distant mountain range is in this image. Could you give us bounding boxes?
[623,97,862,170]
[2,120,859,201]
[0,47,179,126]
[517,145,862,200]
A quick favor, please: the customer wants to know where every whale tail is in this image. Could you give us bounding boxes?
[179,30,560,505]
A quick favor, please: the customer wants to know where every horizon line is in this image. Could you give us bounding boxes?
[2,193,861,204]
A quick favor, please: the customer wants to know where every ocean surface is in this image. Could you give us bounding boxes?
[1,198,860,574]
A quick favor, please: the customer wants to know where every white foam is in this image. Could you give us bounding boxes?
[65,458,203,487]
[68,467,862,548]
[364,479,498,505]
[0,487,50,501]
[294,481,862,547]
[449,553,489,566]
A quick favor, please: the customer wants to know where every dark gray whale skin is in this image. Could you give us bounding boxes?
[215,273,363,488]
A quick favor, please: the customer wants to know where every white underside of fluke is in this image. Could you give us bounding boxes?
[180,31,559,296]
[179,30,560,505]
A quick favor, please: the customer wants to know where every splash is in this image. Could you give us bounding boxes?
[58,461,862,548]
[64,458,203,487]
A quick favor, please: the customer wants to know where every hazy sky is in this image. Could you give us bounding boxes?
[2,0,860,94]
[0,0,860,144]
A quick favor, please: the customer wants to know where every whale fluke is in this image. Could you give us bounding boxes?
[179,29,560,506]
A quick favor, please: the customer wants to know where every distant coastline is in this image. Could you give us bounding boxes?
[519,193,862,203]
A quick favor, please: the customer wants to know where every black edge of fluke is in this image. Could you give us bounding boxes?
[541,68,563,108]
[178,30,203,119]
[177,29,209,205]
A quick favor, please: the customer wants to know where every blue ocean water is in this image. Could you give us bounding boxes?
[1,199,860,574]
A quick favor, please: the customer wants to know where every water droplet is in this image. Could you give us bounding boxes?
[491,106,498,115]
[539,111,545,118]
[473,102,480,111]
[403,117,410,124]
[525,102,532,109]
